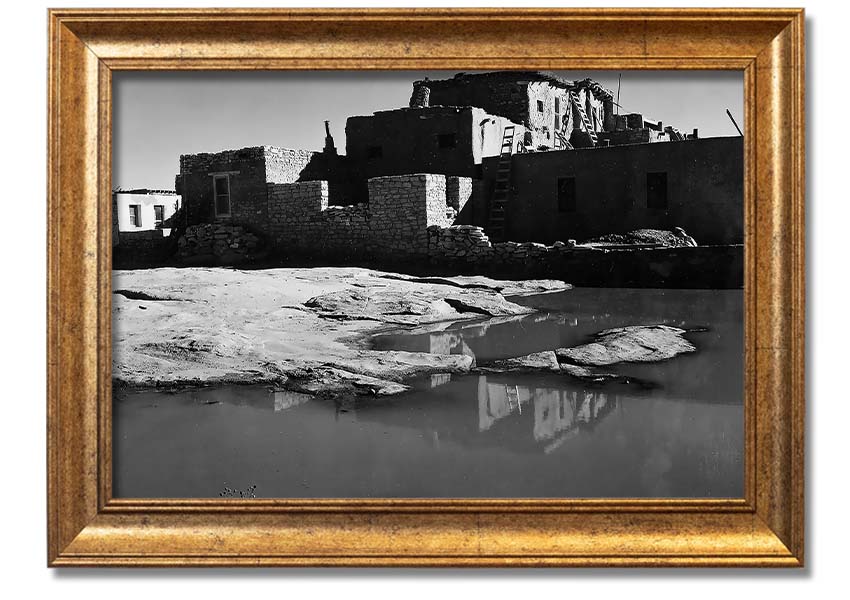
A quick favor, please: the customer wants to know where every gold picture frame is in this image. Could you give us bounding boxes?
[47,7,805,567]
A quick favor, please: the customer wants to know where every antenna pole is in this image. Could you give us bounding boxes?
[616,73,621,117]
[726,108,743,136]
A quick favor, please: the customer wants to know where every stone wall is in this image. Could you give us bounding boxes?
[368,173,451,255]
[426,225,742,288]
[176,223,264,265]
[266,180,370,255]
[177,146,269,228]
[176,145,341,231]
[114,229,175,265]
[264,174,455,260]
[263,147,319,184]
[428,225,574,266]
[446,176,473,213]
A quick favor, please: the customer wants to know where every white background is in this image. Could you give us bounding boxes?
[1,0,844,595]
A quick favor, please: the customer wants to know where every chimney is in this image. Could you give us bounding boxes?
[409,81,431,108]
[323,120,337,156]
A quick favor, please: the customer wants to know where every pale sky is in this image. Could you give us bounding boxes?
[113,70,743,190]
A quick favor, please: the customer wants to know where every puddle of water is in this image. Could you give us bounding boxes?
[113,288,743,498]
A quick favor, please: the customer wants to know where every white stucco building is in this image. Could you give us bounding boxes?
[113,189,181,234]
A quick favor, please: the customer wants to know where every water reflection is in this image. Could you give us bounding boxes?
[351,373,624,458]
[113,288,744,499]
[478,378,615,448]
[274,390,311,412]
[373,288,743,405]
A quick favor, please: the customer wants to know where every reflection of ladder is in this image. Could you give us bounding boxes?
[487,125,515,242]
[506,384,521,414]
[569,90,598,145]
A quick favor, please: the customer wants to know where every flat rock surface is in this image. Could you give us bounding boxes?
[376,273,569,296]
[480,351,562,373]
[556,325,696,366]
[475,325,696,385]
[112,266,567,395]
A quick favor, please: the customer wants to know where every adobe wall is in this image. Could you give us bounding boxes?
[421,75,609,150]
[345,107,480,205]
[114,192,181,232]
[480,136,744,245]
[525,81,572,149]
[424,74,531,128]
[596,128,669,146]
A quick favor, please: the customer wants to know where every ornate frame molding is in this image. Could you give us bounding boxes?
[47,8,805,567]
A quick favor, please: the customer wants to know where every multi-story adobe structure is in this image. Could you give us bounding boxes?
[173,71,741,254]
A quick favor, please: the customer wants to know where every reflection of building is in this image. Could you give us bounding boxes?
[273,390,311,411]
[477,376,615,453]
[429,374,452,388]
[356,374,618,455]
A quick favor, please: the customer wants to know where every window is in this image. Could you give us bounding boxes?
[557,177,576,213]
[437,133,457,149]
[646,172,668,209]
[213,175,231,216]
[128,204,141,227]
[537,100,544,113]
[153,205,164,227]
[554,97,561,114]
[366,145,383,159]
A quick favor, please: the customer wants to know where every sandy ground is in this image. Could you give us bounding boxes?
[112,266,569,396]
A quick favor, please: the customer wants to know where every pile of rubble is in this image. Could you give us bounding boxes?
[176,223,264,264]
[427,225,491,260]
[428,225,579,265]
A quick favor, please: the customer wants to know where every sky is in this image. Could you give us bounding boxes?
[113,70,743,190]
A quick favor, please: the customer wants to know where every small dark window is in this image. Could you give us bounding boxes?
[557,177,576,213]
[537,100,544,113]
[554,97,561,114]
[128,204,141,227]
[213,175,231,216]
[646,172,668,209]
[437,133,457,149]
[153,205,164,227]
[366,145,383,159]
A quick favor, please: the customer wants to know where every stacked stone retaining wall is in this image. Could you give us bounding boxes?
[426,224,742,288]
[176,223,264,264]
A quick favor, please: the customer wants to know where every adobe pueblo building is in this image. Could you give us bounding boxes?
[172,71,743,287]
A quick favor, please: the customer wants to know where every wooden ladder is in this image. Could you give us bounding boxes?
[487,125,515,242]
[569,90,598,145]
[553,129,573,150]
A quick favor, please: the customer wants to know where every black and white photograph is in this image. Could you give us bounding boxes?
[111,69,744,499]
